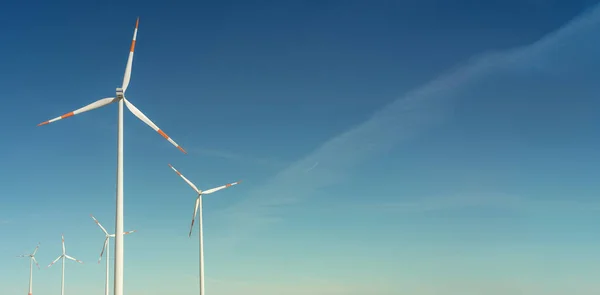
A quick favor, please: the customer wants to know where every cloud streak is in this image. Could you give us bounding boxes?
[213,5,600,246]
[187,146,288,169]
[306,161,319,172]
[375,193,600,214]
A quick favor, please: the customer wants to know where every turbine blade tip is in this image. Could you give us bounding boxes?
[37,121,49,127]
[178,146,187,154]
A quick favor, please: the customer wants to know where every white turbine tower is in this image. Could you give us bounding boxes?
[36,18,186,295]
[90,214,136,295]
[167,163,241,295]
[18,243,40,295]
[47,234,83,295]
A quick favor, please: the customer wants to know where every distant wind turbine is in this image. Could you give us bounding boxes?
[47,234,83,295]
[167,163,241,295]
[18,243,40,295]
[36,18,186,295]
[90,214,136,295]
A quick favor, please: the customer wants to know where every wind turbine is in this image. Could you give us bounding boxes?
[18,243,40,295]
[90,214,136,295]
[47,234,83,295]
[167,163,241,295]
[36,18,186,295]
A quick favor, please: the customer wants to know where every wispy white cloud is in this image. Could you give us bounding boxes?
[306,161,319,172]
[187,146,288,169]
[375,193,600,214]
[213,5,600,247]
[376,193,525,212]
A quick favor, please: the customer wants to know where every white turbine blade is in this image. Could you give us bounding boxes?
[122,17,139,93]
[105,229,135,242]
[65,255,83,264]
[32,257,40,269]
[37,97,117,126]
[61,234,65,254]
[202,180,242,195]
[168,164,200,193]
[124,229,136,235]
[90,214,110,235]
[98,237,109,263]
[32,243,40,256]
[48,255,63,268]
[123,98,187,154]
[189,197,200,238]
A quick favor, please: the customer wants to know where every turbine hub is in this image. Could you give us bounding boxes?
[116,88,124,99]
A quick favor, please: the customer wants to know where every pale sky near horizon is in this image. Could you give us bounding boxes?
[2,1,600,294]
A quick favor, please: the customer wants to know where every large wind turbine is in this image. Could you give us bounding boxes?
[167,164,241,295]
[47,234,83,295]
[36,18,186,295]
[91,214,136,295]
[18,243,40,295]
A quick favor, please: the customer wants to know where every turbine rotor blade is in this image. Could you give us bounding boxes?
[32,257,40,269]
[168,164,201,193]
[32,243,40,255]
[37,97,117,126]
[98,237,108,263]
[105,229,134,239]
[123,98,187,154]
[122,17,139,93]
[65,255,83,264]
[189,197,200,237]
[61,234,65,254]
[90,214,110,235]
[202,180,242,195]
[48,255,63,268]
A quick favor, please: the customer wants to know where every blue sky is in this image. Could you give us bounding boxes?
[2,0,600,294]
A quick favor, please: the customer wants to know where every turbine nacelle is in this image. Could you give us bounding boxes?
[116,88,124,99]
